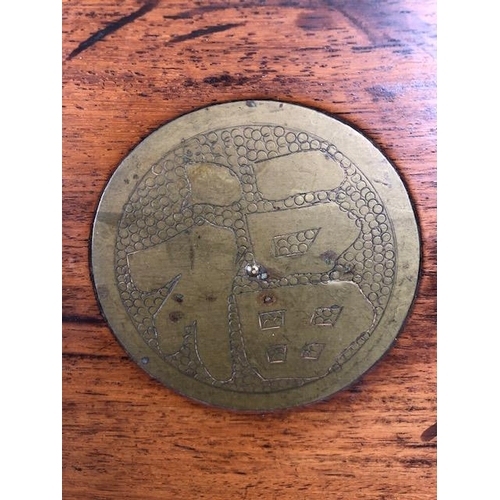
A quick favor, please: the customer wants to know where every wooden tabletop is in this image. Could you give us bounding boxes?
[62,1,436,498]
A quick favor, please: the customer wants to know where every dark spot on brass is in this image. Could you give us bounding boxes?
[124,178,130,184]
[189,245,195,270]
[133,174,139,180]
[320,250,337,266]
[169,311,184,323]
[257,291,277,306]
[263,266,284,280]
[206,295,217,302]
[173,294,184,303]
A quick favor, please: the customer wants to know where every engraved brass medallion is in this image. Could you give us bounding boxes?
[91,101,420,410]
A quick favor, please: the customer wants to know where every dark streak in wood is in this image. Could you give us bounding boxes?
[332,5,375,41]
[296,10,335,31]
[62,315,104,324]
[366,85,398,102]
[63,352,129,361]
[169,23,245,44]
[67,0,159,60]
[173,443,198,452]
[163,5,226,20]
[203,73,252,87]
[420,422,437,441]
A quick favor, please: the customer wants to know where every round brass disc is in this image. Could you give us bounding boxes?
[91,100,420,411]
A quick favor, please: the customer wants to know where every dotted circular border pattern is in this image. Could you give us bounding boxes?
[91,100,420,411]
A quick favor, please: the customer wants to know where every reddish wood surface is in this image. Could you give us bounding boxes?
[63,1,436,498]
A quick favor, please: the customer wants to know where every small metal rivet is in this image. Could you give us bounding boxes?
[245,264,261,277]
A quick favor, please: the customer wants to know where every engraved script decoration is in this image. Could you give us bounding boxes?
[114,125,397,393]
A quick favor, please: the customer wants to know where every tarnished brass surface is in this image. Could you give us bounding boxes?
[91,100,420,410]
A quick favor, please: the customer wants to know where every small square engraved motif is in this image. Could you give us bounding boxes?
[310,305,343,327]
[258,310,285,330]
[301,342,326,361]
[267,344,287,363]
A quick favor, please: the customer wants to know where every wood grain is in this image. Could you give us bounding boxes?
[63,0,436,498]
